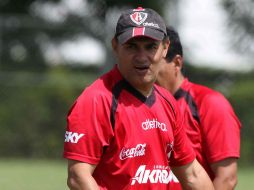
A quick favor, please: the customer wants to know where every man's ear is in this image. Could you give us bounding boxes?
[172,55,183,72]
[162,39,170,58]
[112,37,118,55]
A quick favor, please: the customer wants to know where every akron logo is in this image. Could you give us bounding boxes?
[130,12,148,25]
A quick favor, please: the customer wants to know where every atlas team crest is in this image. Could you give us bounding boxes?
[130,12,148,25]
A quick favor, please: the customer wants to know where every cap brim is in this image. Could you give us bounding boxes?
[117,27,165,44]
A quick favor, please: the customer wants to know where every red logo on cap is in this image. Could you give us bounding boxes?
[130,12,148,25]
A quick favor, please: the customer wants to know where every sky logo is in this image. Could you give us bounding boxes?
[65,131,84,143]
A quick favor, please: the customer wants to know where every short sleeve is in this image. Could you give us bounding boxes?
[200,92,241,163]
[169,100,196,166]
[63,91,113,164]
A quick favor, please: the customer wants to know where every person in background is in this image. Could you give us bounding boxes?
[63,7,214,190]
[156,26,241,190]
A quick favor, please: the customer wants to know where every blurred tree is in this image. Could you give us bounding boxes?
[0,0,169,72]
[0,0,51,71]
[221,0,254,58]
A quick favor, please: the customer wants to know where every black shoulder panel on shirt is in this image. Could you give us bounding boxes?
[174,88,201,124]
[110,80,125,130]
[124,81,156,107]
[111,80,158,130]
[154,87,176,118]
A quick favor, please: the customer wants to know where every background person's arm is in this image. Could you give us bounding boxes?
[172,159,214,190]
[67,159,100,190]
[211,158,238,190]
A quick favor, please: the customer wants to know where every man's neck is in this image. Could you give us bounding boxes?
[136,85,154,97]
[172,74,185,95]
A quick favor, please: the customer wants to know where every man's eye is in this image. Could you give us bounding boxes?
[147,44,159,50]
[127,44,136,48]
[125,44,137,50]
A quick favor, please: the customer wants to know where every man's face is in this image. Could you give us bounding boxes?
[113,36,168,95]
[156,58,177,93]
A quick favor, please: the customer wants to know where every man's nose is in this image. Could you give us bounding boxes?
[134,49,149,62]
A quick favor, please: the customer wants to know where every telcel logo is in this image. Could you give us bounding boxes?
[142,118,167,132]
[65,131,84,143]
[143,22,159,28]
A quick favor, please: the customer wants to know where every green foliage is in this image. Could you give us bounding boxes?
[0,67,97,158]
[228,79,254,166]
[221,0,254,57]
[0,0,169,72]
[101,0,168,13]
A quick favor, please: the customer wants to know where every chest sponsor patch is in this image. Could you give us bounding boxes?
[142,118,167,132]
[131,165,179,185]
[120,143,146,160]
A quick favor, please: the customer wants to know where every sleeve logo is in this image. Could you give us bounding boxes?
[65,131,84,143]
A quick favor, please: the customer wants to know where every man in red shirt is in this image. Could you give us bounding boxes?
[156,26,241,190]
[64,7,214,190]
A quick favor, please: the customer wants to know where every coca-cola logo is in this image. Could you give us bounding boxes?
[119,143,146,160]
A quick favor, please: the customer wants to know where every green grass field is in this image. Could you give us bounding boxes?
[236,167,254,190]
[0,159,253,190]
[0,159,67,190]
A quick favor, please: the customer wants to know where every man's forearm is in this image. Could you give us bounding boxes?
[213,176,237,190]
[211,158,238,190]
[173,159,214,190]
[67,160,99,190]
[67,175,100,190]
[181,167,214,190]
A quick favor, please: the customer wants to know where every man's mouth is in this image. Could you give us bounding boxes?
[133,65,150,75]
[134,65,149,71]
